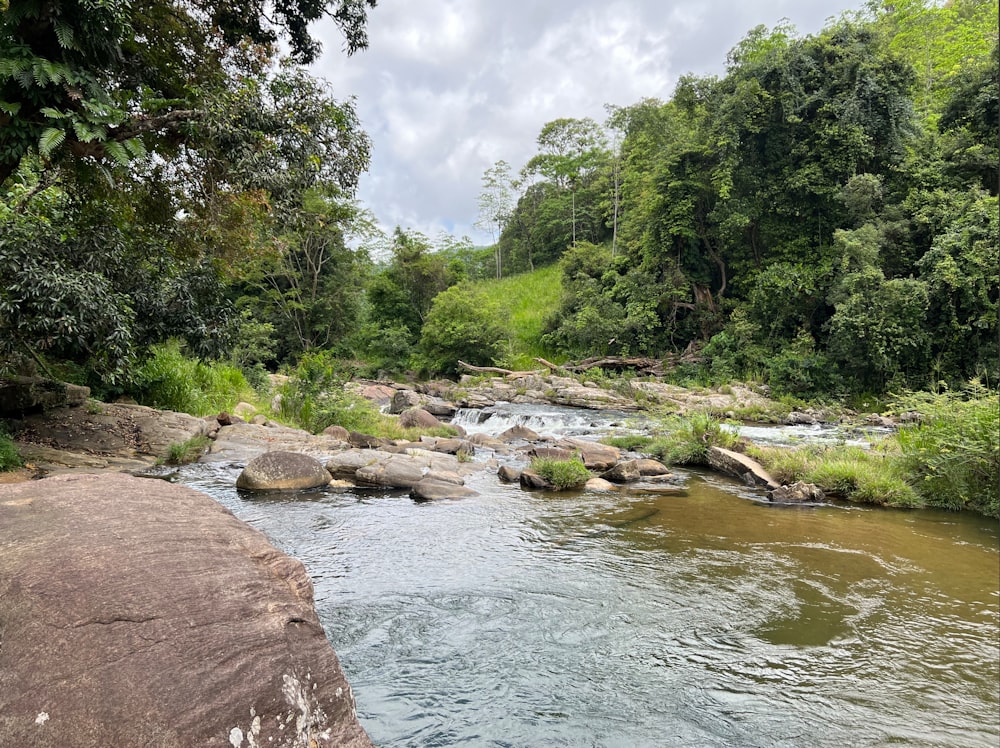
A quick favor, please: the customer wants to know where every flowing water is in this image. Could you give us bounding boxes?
[171,404,999,747]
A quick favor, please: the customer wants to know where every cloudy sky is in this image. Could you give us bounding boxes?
[312,0,863,245]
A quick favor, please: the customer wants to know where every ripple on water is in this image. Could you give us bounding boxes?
[178,448,999,748]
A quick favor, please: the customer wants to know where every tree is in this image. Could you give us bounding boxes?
[0,0,377,185]
[475,159,516,279]
[419,283,507,375]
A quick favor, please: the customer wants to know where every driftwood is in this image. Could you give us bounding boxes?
[457,361,540,378]
[533,357,565,373]
[565,356,668,376]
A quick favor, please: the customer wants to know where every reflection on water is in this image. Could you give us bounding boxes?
[178,461,999,748]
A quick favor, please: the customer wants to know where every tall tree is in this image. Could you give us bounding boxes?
[475,159,516,279]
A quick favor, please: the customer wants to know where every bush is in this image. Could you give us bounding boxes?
[419,283,508,375]
[0,428,22,472]
[131,341,254,416]
[648,412,740,465]
[893,383,999,516]
[531,456,591,489]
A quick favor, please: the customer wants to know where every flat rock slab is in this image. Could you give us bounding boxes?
[205,422,348,465]
[12,403,208,474]
[0,473,372,748]
[707,446,779,490]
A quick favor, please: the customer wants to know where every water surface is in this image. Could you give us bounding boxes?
[177,459,999,748]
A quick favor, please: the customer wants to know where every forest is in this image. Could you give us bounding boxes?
[0,0,996,400]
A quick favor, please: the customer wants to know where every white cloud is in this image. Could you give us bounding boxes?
[313,0,862,245]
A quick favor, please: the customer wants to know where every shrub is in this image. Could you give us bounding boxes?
[419,282,508,375]
[648,412,740,465]
[893,383,999,516]
[131,342,254,416]
[531,456,591,489]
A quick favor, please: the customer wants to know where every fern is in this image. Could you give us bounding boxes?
[104,140,129,167]
[54,21,76,50]
[38,127,66,157]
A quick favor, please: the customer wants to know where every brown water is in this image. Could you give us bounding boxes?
[180,461,999,748]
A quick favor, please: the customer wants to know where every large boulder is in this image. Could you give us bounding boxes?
[236,451,331,492]
[398,407,442,430]
[557,438,620,471]
[601,459,642,483]
[389,389,422,414]
[0,473,373,748]
[707,446,779,490]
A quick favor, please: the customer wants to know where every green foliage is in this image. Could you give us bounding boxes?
[602,434,653,451]
[165,435,212,465]
[418,282,508,375]
[648,412,740,465]
[893,383,999,516]
[0,427,23,472]
[131,342,253,416]
[747,443,921,508]
[530,456,591,489]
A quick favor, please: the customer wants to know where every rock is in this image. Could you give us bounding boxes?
[468,433,508,451]
[784,411,817,425]
[232,401,257,419]
[771,481,826,503]
[270,392,283,412]
[499,424,540,442]
[325,450,381,479]
[390,389,422,414]
[236,451,331,492]
[601,459,642,483]
[423,437,473,457]
[422,397,457,418]
[206,422,347,465]
[355,455,427,489]
[519,468,552,490]
[0,473,373,748]
[424,469,464,485]
[409,478,478,501]
[348,431,392,449]
[634,458,672,476]
[398,407,442,429]
[707,446,780,490]
[0,376,90,415]
[357,383,395,405]
[12,402,209,475]
[250,414,269,425]
[322,424,351,441]
[497,464,522,482]
[585,477,617,491]
[557,438,620,471]
[528,446,575,461]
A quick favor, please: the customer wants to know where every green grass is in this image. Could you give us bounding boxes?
[530,456,591,489]
[132,341,258,416]
[470,264,563,370]
[165,435,212,465]
[0,428,23,472]
[647,411,741,465]
[746,442,921,509]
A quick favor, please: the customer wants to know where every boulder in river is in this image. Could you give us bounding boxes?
[601,459,642,483]
[398,407,442,429]
[0,473,373,748]
[770,481,826,504]
[236,450,331,492]
[409,478,478,501]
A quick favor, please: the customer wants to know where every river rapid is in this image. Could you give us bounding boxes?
[173,404,999,747]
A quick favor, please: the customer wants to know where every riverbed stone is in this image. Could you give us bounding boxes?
[707,446,779,490]
[390,389,422,414]
[770,481,826,503]
[498,464,522,482]
[398,407,442,429]
[634,458,672,476]
[601,459,642,483]
[519,468,552,490]
[499,424,540,442]
[557,438,620,471]
[206,422,348,464]
[585,477,617,491]
[409,478,478,501]
[236,451,331,492]
[0,473,373,748]
[528,446,575,461]
[0,376,90,415]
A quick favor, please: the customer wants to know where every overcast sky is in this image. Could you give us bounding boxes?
[312,1,863,246]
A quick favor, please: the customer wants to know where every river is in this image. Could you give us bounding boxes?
[172,404,999,747]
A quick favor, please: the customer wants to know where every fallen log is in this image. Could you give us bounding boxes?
[565,356,667,376]
[457,360,540,378]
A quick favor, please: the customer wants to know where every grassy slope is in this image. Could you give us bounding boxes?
[471,263,563,369]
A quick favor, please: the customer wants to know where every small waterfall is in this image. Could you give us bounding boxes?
[451,402,637,438]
